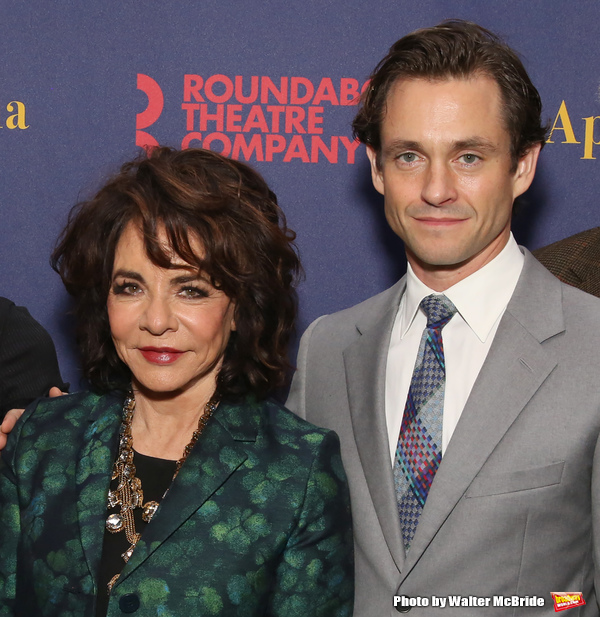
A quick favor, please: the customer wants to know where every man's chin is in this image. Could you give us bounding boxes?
[407,249,474,271]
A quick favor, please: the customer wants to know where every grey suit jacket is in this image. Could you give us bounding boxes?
[287,249,600,616]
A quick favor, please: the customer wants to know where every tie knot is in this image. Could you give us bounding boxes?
[420,294,457,329]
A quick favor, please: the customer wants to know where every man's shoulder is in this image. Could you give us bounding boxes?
[558,274,600,317]
[522,248,600,306]
[513,251,600,343]
[305,279,405,343]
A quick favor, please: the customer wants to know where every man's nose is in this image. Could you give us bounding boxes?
[420,161,458,206]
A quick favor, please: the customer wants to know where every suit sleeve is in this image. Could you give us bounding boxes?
[591,430,600,610]
[286,316,325,421]
[0,300,68,417]
[269,430,354,617]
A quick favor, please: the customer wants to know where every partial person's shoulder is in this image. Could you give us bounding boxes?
[0,296,13,318]
[0,297,18,333]
[533,226,600,262]
[0,297,45,333]
[533,228,600,298]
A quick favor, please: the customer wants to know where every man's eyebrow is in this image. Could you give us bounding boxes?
[452,138,498,152]
[383,139,422,155]
[383,137,499,156]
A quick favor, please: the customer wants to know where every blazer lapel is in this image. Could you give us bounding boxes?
[343,279,407,572]
[401,252,564,578]
[75,393,123,591]
[117,400,254,582]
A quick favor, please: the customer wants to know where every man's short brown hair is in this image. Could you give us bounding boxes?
[353,20,548,168]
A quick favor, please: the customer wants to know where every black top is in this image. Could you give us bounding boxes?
[0,297,67,417]
[96,451,177,617]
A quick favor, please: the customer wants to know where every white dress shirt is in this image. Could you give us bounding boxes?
[385,234,524,464]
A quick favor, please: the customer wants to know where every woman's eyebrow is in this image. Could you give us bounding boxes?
[112,269,145,283]
[170,273,206,285]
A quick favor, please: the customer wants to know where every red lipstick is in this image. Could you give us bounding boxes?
[138,347,184,365]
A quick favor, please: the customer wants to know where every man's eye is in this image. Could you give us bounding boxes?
[398,152,418,163]
[459,153,480,164]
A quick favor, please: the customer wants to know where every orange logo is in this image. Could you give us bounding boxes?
[551,592,585,612]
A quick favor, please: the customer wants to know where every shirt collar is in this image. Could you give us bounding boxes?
[400,234,524,342]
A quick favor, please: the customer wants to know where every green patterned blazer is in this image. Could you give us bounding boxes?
[0,391,353,617]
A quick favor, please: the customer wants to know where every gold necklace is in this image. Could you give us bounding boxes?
[105,390,220,592]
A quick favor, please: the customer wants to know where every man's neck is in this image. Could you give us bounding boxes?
[407,232,511,291]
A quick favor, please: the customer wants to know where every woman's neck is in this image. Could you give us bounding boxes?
[129,381,218,460]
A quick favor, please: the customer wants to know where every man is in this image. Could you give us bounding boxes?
[534,226,600,297]
[287,21,600,616]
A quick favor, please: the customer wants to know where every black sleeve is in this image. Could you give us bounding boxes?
[0,298,68,417]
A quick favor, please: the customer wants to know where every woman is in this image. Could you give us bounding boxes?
[0,148,353,617]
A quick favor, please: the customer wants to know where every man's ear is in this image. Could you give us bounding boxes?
[366,146,385,195]
[513,142,541,200]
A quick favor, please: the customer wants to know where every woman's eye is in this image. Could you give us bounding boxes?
[180,286,208,299]
[113,282,140,295]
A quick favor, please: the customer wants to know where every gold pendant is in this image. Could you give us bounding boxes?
[142,501,159,522]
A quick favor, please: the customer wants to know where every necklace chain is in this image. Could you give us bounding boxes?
[105,390,220,592]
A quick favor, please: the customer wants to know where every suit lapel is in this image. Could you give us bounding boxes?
[344,279,407,572]
[75,394,123,591]
[401,252,564,578]
[117,399,255,582]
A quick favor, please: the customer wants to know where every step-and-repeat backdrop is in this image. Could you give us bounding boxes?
[2,1,599,387]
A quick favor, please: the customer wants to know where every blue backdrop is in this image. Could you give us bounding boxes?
[2,0,599,388]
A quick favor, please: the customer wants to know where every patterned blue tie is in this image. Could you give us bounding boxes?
[394,294,457,551]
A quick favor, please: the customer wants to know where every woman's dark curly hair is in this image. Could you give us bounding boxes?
[52,147,301,400]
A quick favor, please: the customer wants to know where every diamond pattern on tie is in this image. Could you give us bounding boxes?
[394,294,457,551]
